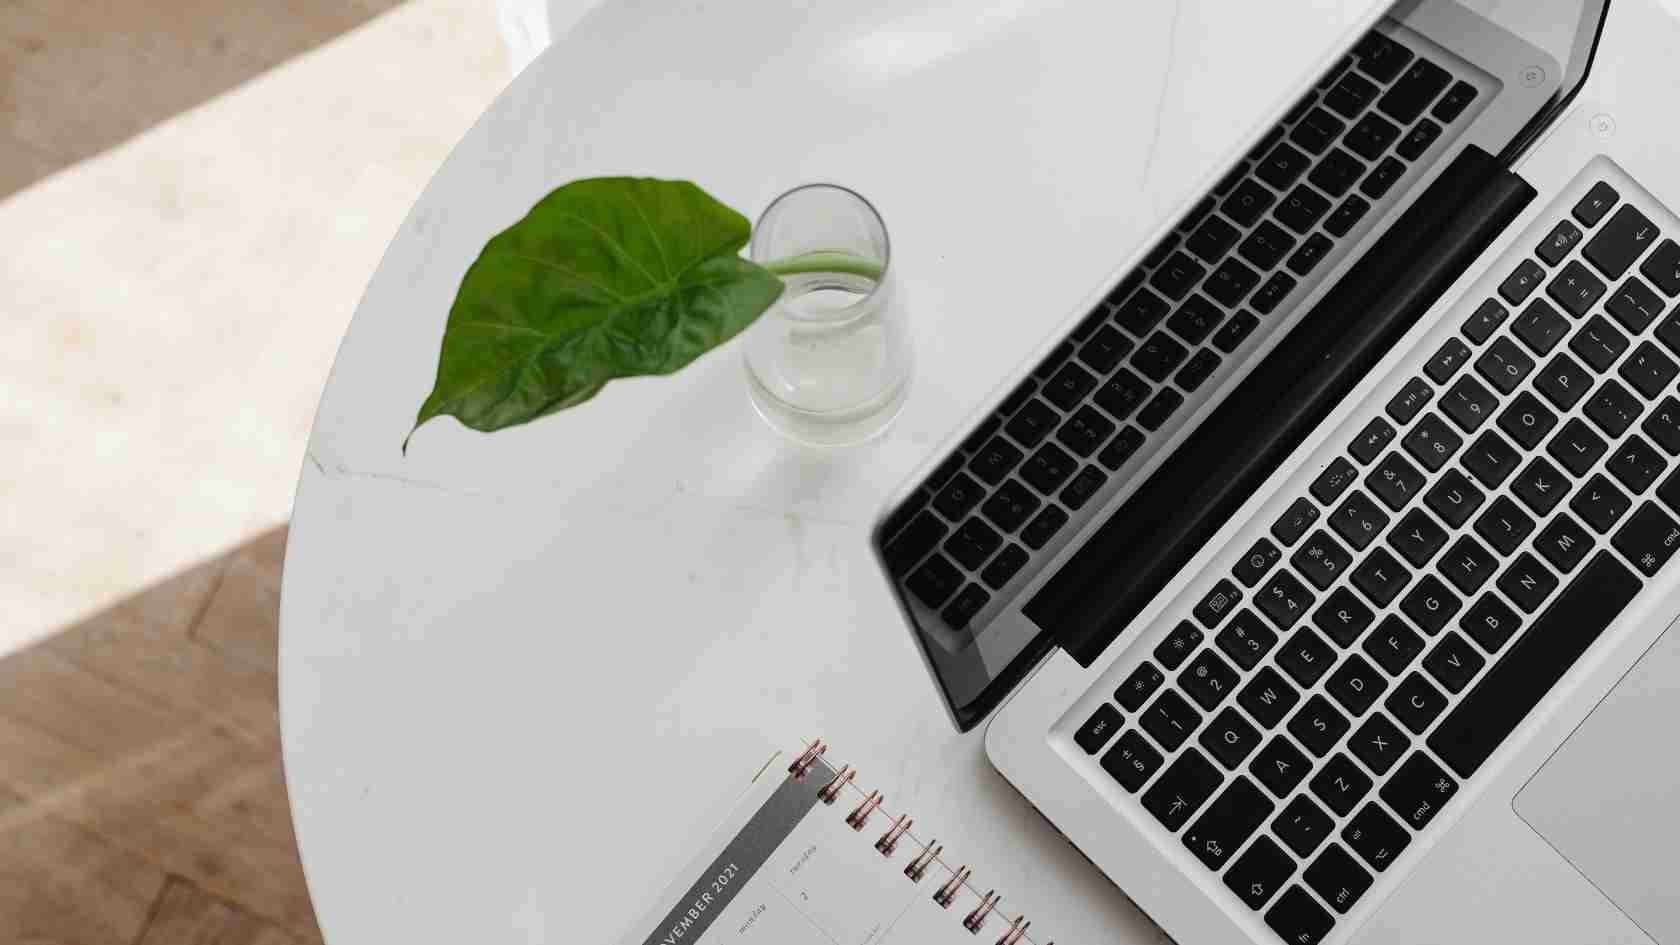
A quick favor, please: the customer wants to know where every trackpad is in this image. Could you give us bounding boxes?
[1514,623,1680,944]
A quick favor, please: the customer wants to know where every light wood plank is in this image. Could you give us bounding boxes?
[191,526,286,676]
[137,876,312,945]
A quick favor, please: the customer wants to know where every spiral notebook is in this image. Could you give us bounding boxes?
[627,740,1051,945]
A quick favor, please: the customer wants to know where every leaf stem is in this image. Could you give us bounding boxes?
[760,251,885,280]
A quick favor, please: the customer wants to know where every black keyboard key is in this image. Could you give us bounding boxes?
[1141,687,1203,753]
[1314,586,1375,646]
[1326,69,1380,117]
[1020,443,1077,495]
[1440,534,1499,594]
[1462,298,1509,345]
[1222,178,1277,227]
[1422,631,1485,694]
[1252,272,1297,314]
[1499,259,1547,304]
[1388,507,1449,569]
[1131,332,1190,383]
[1100,729,1163,792]
[1386,672,1447,734]
[1094,368,1151,422]
[1274,183,1333,235]
[1192,580,1245,634]
[1180,194,1218,233]
[1150,251,1208,301]
[1288,693,1349,756]
[1362,613,1424,675]
[1187,215,1241,262]
[1497,551,1558,613]
[1645,396,1680,454]
[1116,287,1171,335]
[1425,338,1473,384]
[1217,610,1279,670]
[1425,467,1486,527]
[1072,305,1112,343]
[907,554,963,609]
[944,517,1003,570]
[1355,30,1413,80]
[884,509,947,574]
[1272,497,1321,546]
[1137,388,1185,431]
[1167,295,1224,346]
[1343,803,1411,873]
[1349,417,1398,465]
[1141,746,1222,830]
[1225,835,1297,911]
[1310,754,1374,817]
[1513,299,1570,355]
[1043,363,1097,411]
[1572,181,1619,226]
[1304,843,1372,915]
[1253,737,1312,799]
[980,543,1030,590]
[1274,794,1334,857]
[982,480,1041,532]
[1548,417,1608,476]
[1205,258,1261,308]
[1184,776,1273,870]
[1608,435,1665,494]
[1199,708,1264,771]
[1432,80,1477,122]
[1214,162,1250,197]
[1351,547,1411,607]
[1440,375,1498,434]
[1240,221,1298,271]
[1402,412,1463,472]
[1309,148,1366,197]
[1257,142,1313,191]
[941,583,990,628]
[1620,342,1678,399]
[1348,713,1409,776]
[962,415,1003,454]
[1212,310,1261,353]
[1310,457,1360,506]
[1584,204,1660,280]
[969,436,1025,484]
[1435,552,1641,776]
[1386,376,1434,424]
[1324,194,1371,237]
[1641,238,1680,296]
[1256,570,1315,631]
[1345,113,1401,161]
[1497,391,1558,451]
[1462,430,1521,488]
[1537,354,1594,412]
[1145,234,1181,269]
[1537,219,1585,266]
[1154,620,1204,670]
[1267,887,1335,945]
[1078,325,1134,374]
[1057,405,1117,458]
[1473,495,1535,555]
[1330,490,1390,551]
[1239,666,1300,729]
[1381,750,1459,828]
[1474,336,1535,395]
[1608,277,1666,334]
[1326,653,1387,716]
[1534,513,1593,574]
[1461,592,1521,653]
[1076,703,1124,754]
[1293,530,1353,590]
[1360,156,1406,199]
[1547,259,1607,318]
[1614,501,1680,575]
[1660,466,1680,516]
[1395,118,1442,160]
[1235,537,1284,587]
[1117,661,1166,711]
[1399,573,1460,633]
[1021,504,1069,549]
[1060,465,1108,510]
[1290,107,1348,155]
[1176,349,1223,393]
[933,472,985,521]
[1570,314,1628,373]
[1511,456,1569,516]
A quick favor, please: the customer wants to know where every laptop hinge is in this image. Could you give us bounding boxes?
[1028,145,1536,665]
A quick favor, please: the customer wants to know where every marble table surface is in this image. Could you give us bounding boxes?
[278,1,1389,942]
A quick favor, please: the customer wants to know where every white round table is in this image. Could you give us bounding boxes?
[279,2,1381,942]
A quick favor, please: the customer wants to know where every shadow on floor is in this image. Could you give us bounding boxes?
[0,525,323,944]
[0,0,405,199]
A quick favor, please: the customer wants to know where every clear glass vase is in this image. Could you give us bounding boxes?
[743,184,912,446]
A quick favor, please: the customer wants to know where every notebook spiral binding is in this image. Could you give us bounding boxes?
[789,740,1051,945]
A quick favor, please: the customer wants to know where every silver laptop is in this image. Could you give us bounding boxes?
[872,1,1680,942]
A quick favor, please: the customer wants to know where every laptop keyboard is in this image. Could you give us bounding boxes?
[1074,161,1680,944]
[880,28,1482,638]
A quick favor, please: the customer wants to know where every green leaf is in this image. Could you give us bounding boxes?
[407,177,784,447]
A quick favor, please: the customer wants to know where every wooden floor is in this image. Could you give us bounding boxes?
[0,526,324,944]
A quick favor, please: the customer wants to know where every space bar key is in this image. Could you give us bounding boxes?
[1427,552,1641,779]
